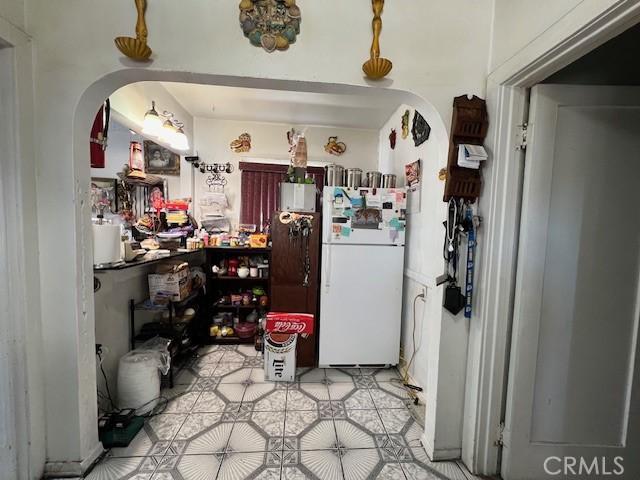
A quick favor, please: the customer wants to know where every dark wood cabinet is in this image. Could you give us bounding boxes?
[270,212,321,367]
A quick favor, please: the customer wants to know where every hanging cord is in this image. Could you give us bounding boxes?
[392,291,426,404]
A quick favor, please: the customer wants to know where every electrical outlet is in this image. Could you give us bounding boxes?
[419,286,427,300]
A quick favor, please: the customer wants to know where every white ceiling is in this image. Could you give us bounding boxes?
[160,82,401,130]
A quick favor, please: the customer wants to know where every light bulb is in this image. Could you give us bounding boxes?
[142,101,162,136]
[171,127,190,151]
[161,118,178,144]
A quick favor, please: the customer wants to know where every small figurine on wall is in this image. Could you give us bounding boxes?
[324,136,347,156]
[401,110,410,139]
[230,133,252,153]
[412,110,431,147]
[389,129,397,150]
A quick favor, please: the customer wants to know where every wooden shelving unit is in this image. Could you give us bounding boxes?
[205,247,271,346]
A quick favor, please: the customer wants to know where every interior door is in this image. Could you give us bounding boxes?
[502,85,640,480]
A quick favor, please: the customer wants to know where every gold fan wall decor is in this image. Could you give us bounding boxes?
[362,0,393,80]
[115,0,153,61]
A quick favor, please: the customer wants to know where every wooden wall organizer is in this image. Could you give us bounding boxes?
[443,95,489,202]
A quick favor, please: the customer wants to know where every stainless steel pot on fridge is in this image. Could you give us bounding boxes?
[366,171,382,188]
[345,168,363,188]
[325,164,345,186]
[382,174,397,188]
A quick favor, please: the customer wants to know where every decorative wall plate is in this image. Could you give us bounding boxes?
[324,136,347,156]
[239,0,301,53]
[412,110,431,147]
[230,133,252,152]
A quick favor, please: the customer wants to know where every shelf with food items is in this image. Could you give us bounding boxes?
[204,244,271,347]
[213,287,270,311]
[209,254,270,280]
[208,312,261,346]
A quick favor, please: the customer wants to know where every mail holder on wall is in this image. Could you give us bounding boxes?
[443,95,489,202]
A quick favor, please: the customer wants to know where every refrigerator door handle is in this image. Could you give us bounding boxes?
[324,244,332,292]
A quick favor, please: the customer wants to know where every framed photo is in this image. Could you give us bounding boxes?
[144,140,181,176]
[91,177,118,213]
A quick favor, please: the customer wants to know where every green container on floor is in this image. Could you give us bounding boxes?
[99,415,145,448]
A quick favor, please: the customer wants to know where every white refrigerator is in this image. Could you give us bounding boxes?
[319,187,407,366]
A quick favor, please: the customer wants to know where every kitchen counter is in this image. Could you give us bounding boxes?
[93,249,205,272]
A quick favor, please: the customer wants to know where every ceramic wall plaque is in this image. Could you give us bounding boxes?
[412,110,431,147]
[324,136,347,156]
[230,133,252,153]
[239,0,301,53]
[401,110,410,139]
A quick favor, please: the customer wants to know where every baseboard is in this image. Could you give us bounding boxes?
[44,442,104,478]
[420,433,462,461]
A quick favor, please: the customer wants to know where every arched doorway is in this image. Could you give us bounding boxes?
[43,68,453,475]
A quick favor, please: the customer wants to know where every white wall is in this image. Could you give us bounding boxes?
[94,268,156,410]
[24,0,493,473]
[0,0,25,31]
[378,105,470,456]
[489,0,631,81]
[194,117,380,228]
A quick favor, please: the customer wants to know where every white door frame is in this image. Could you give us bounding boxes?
[0,15,45,480]
[0,36,20,480]
[466,0,640,475]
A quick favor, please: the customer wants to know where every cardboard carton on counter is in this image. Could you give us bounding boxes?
[148,261,191,304]
[264,313,314,382]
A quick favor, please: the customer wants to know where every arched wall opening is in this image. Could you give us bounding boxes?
[51,67,459,472]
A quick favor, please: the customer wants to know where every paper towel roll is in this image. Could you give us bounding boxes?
[93,223,122,265]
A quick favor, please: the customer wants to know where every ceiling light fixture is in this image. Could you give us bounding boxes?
[141,101,190,151]
[171,124,190,152]
[142,101,162,136]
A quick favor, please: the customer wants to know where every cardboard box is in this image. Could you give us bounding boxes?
[279,183,316,213]
[264,333,297,382]
[148,263,191,303]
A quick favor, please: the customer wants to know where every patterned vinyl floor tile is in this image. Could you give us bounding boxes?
[86,455,160,479]
[191,390,228,413]
[400,447,468,480]
[281,449,344,480]
[341,448,406,480]
[328,384,376,410]
[94,358,479,480]
[335,418,383,450]
[378,409,423,449]
[226,411,286,453]
[151,453,223,480]
[217,451,282,480]
[294,368,326,383]
[214,363,252,384]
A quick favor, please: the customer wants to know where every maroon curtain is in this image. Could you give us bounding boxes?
[239,162,325,232]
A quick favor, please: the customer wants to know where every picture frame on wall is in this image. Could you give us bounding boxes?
[144,140,181,176]
[91,177,118,214]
